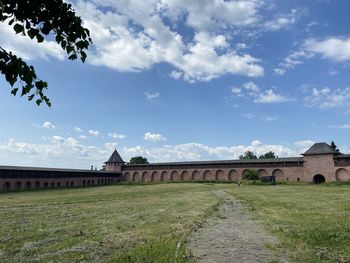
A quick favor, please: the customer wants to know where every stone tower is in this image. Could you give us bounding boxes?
[302,142,340,183]
[105,149,125,172]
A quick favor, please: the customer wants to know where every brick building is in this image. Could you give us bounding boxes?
[107,142,350,184]
[1,142,350,191]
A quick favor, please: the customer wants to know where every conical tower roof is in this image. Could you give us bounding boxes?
[105,149,125,163]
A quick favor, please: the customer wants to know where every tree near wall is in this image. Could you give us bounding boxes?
[330,141,340,153]
[243,169,260,184]
[239,151,257,160]
[129,156,149,164]
[0,0,92,106]
[259,151,277,159]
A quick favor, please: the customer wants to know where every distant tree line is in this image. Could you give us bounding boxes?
[239,151,277,160]
[129,156,149,164]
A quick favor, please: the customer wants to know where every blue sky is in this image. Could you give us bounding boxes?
[1,0,350,169]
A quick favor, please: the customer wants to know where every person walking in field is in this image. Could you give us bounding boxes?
[237,180,241,188]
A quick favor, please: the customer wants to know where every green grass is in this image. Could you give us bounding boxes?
[226,184,350,263]
[1,183,350,263]
[0,183,230,262]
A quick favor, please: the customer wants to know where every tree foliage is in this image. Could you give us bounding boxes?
[243,169,260,184]
[259,151,277,159]
[0,0,92,106]
[330,141,340,153]
[129,156,149,165]
[239,151,257,160]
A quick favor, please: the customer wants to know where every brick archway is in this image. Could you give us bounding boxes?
[170,171,179,181]
[142,171,150,182]
[14,181,22,190]
[258,169,268,177]
[203,170,213,180]
[272,169,284,180]
[24,182,32,190]
[181,170,190,180]
[216,170,225,181]
[124,172,132,182]
[192,170,200,180]
[228,170,238,180]
[151,171,159,181]
[313,174,325,184]
[3,182,11,191]
[161,171,168,181]
[336,168,350,182]
[132,172,140,182]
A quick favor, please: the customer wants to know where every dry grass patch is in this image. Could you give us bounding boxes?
[226,184,350,263]
[0,183,231,262]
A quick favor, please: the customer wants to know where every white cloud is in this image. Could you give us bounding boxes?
[274,50,314,75]
[88,130,101,137]
[328,68,339,76]
[231,82,291,104]
[0,23,64,61]
[43,122,56,129]
[145,92,160,100]
[242,113,256,119]
[173,32,264,81]
[262,116,278,122]
[170,71,183,80]
[304,37,350,62]
[0,137,318,168]
[0,137,109,169]
[144,132,166,142]
[263,9,299,31]
[79,135,88,140]
[255,89,291,103]
[51,135,65,143]
[275,37,350,75]
[72,0,264,82]
[329,124,350,129]
[303,87,350,109]
[162,0,259,31]
[34,121,56,129]
[108,132,126,139]
[294,140,315,153]
[121,140,308,163]
[75,127,83,132]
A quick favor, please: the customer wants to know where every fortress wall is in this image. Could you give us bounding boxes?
[0,167,121,192]
[121,165,304,183]
[0,176,118,191]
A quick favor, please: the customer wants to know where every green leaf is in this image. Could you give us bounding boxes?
[11,88,18,96]
[13,24,24,34]
[60,40,67,49]
[36,34,44,43]
[80,51,87,62]
[27,28,37,39]
[8,18,15,25]
[68,54,77,60]
[56,34,64,43]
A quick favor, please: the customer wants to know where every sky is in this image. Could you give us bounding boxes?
[1,0,350,169]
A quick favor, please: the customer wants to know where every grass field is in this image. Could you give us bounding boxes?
[0,183,231,263]
[0,183,349,263]
[227,184,350,263]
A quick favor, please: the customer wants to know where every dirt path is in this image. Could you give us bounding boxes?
[187,190,289,263]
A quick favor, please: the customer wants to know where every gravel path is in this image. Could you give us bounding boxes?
[187,190,289,263]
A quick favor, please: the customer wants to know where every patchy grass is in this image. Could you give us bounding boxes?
[0,183,231,262]
[226,184,350,263]
[1,183,349,263]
